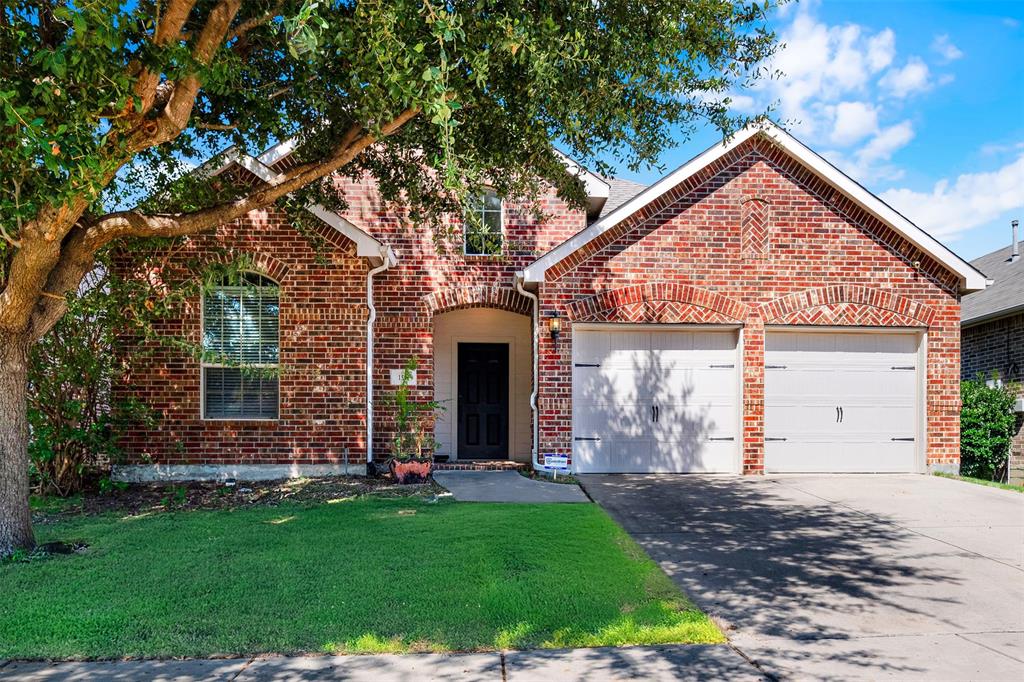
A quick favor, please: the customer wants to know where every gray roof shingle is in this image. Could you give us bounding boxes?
[598,177,647,219]
[962,241,1024,324]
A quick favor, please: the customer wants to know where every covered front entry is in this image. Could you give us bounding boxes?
[432,307,533,463]
[571,325,740,473]
[764,329,923,473]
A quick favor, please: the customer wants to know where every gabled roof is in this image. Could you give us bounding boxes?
[519,121,989,293]
[962,241,1024,326]
[206,148,396,267]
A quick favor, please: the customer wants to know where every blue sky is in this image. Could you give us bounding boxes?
[612,0,1024,262]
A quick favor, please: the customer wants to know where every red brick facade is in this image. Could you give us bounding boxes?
[117,135,964,474]
[534,138,961,473]
[116,212,373,466]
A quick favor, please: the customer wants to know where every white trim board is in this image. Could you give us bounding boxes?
[520,121,988,293]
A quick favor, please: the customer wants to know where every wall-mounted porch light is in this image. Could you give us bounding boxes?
[548,311,562,346]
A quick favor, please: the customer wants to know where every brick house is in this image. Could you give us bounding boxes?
[113,122,987,481]
[961,229,1024,484]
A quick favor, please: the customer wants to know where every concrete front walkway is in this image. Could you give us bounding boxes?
[0,644,761,681]
[581,473,1024,681]
[433,470,588,503]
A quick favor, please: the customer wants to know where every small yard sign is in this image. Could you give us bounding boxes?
[544,455,569,470]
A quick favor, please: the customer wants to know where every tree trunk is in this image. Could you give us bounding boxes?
[0,333,34,557]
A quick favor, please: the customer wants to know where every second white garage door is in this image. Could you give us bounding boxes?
[764,330,922,473]
[572,327,739,473]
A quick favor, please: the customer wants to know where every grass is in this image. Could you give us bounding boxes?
[0,498,721,659]
[935,472,1024,493]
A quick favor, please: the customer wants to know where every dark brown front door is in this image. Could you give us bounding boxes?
[457,343,509,459]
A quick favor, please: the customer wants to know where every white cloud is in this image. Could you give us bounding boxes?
[866,29,896,71]
[831,102,879,145]
[732,4,955,181]
[880,152,1024,240]
[879,58,932,98]
[931,34,964,63]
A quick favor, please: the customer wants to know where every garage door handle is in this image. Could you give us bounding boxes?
[574,437,601,441]
[766,365,787,370]
[708,437,734,441]
[574,363,600,368]
[891,366,915,370]
[709,363,734,369]
[765,437,787,442]
[891,437,915,442]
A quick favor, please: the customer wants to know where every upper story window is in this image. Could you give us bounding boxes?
[202,272,280,420]
[464,190,503,256]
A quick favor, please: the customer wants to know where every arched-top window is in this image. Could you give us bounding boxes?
[202,272,280,419]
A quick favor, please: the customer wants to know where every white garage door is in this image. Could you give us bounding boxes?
[765,330,921,473]
[572,327,739,473]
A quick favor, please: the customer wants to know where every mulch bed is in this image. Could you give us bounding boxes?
[32,476,445,524]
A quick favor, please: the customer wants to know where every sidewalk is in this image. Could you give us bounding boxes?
[0,644,763,681]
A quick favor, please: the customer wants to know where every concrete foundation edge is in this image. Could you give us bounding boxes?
[927,462,959,475]
[111,463,368,482]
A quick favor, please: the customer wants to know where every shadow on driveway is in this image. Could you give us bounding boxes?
[580,474,1024,680]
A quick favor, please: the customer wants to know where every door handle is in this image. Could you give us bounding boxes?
[655,405,660,422]
[840,406,844,423]
[836,406,840,423]
[651,405,655,422]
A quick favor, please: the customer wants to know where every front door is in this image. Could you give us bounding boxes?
[457,343,509,459]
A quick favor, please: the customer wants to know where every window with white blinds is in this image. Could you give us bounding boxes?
[202,272,280,419]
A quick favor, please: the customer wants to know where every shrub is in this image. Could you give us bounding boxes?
[960,377,1018,481]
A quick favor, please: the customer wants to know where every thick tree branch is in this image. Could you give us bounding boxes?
[134,0,198,116]
[228,2,284,41]
[23,107,419,341]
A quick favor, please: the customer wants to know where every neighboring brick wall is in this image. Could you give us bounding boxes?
[115,210,372,466]
[536,137,961,473]
[961,312,1024,483]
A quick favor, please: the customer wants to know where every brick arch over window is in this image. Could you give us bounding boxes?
[566,282,748,324]
[422,285,533,317]
[759,285,937,327]
[206,249,290,282]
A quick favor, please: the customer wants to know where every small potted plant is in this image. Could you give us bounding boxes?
[386,357,441,484]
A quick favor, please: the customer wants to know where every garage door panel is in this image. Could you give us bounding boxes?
[574,400,651,438]
[767,441,916,473]
[651,367,736,403]
[573,327,739,474]
[651,439,735,473]
[655,402,737,440]
[574,437,654,474]
[765,330,920,474]
[573,366,654,403]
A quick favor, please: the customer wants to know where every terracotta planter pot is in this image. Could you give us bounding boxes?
[389,458,433,484]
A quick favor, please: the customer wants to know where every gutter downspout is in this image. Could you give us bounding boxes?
[514,273,544,472]
[366,248,392,467]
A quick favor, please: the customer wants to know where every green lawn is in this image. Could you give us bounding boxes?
[0,497,721,659]
[935,472,1024,493]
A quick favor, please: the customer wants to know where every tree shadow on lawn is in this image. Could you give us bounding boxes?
[580,475,966,679]
[0,498,719,661]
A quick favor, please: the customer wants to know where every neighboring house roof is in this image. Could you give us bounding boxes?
[961,242,1024,326]
[519,121,989,293]
[598,177,647,219]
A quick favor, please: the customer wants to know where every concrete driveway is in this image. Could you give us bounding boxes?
[581,474,1024,681]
